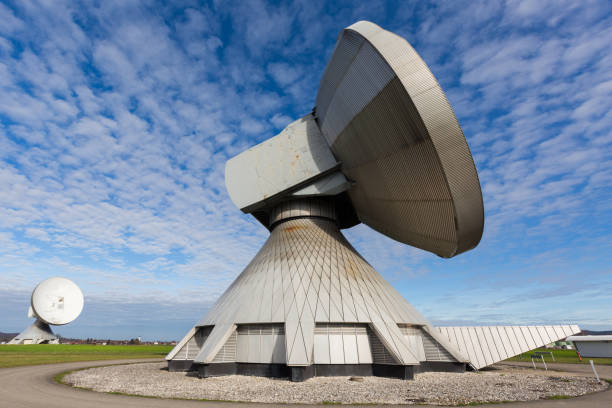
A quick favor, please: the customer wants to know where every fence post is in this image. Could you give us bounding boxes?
[589,360,601,383]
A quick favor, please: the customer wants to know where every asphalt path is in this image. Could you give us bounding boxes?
[0,359,610,408]
[499,361,612,378]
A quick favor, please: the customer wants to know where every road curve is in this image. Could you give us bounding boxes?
[0,359,610,408]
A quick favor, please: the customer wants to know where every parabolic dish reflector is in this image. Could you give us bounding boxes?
[315,21,484,258]
[30,277,84,325]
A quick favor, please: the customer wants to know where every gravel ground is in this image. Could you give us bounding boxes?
[64,362,607,405]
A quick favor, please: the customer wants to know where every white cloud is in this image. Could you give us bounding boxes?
[267,62,301,86]
[270,113,292,129]
[0,0,610,339]
[0,3,24,35]
[239,117,267,135]
[229,0,294,57]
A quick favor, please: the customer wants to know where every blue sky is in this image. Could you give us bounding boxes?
[0,0,610,341]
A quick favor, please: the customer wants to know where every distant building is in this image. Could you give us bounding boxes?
[566,335,612,358]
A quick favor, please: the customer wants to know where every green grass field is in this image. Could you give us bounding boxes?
[0,344,173,368]
[3,344,610,369]
[505,348,612,365]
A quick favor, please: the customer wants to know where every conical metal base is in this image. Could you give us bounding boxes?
[8,319,58,344]
[167,199,466,379]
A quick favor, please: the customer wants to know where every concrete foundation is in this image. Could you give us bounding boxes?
[170,361,462,381]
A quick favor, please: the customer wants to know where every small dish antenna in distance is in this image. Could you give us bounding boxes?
[31,277,84,325]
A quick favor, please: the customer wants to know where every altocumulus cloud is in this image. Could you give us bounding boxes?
[0,0,610,340]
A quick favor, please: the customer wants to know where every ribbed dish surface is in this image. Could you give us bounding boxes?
[315,21,484,258]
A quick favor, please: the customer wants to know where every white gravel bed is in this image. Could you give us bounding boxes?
[63,362,607,405]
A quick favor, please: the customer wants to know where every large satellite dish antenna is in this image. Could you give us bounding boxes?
[226,21,483,258]
[168,21,487,380]
[9,277,84,344]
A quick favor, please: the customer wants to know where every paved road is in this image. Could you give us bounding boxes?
[0,359,609,408]
[499,361,612,379]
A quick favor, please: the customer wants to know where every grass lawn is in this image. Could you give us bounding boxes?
[505,348,612,365]
[0,344,173,368]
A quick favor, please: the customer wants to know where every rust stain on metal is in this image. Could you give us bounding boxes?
[346,259,359,278]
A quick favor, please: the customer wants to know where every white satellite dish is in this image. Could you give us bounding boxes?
[31,277,84,325]
[8,277,84,344]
